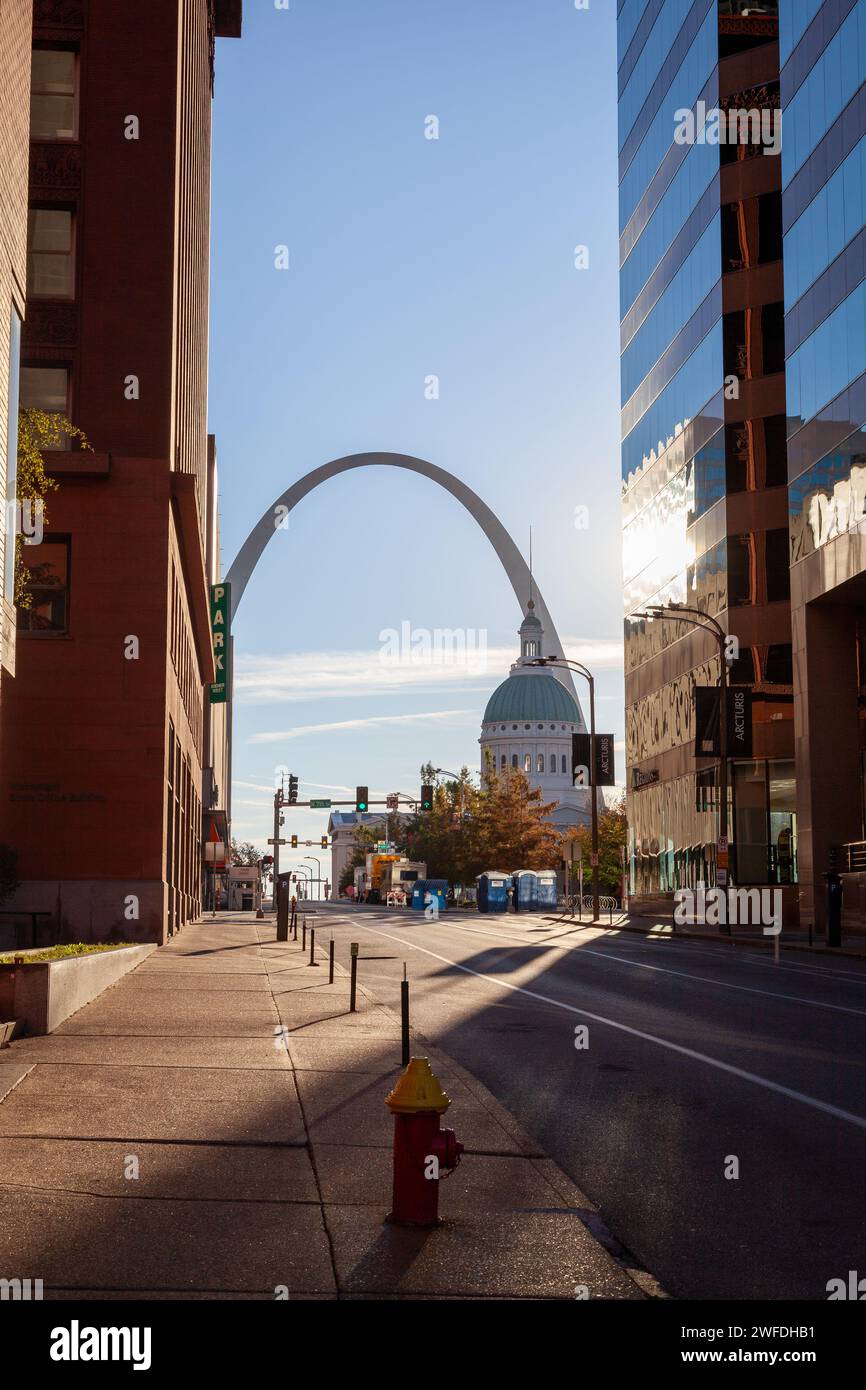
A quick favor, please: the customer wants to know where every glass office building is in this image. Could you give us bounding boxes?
[782,1,866,931]
[619,2,797,912]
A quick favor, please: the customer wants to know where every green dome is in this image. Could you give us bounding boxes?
[483,672,580,725]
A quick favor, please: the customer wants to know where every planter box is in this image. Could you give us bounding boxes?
[0,945,156,1036]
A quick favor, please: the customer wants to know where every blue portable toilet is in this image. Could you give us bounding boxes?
[536,869,558,908]
[411,879,448,912]
[476,871,511,913]
[512,870,538,912]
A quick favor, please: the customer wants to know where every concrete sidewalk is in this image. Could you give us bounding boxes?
[0,912,653,1300]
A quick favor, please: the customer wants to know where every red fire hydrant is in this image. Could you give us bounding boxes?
[385,1057,464,1226]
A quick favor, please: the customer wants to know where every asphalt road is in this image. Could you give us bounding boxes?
[299,902,866,1301]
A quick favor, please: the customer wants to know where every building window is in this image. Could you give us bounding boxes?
[537,753,544,773]
[19,366,70,447]
[28,209,75,298]
[523,753,531,773]
[30,49,77,141]
[16,535,70,634]
[511,754,518,768]
[500,754,506,770]
[561,754,567,774]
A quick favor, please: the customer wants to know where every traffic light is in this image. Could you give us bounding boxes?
[356,785,368,812]
[421,784,433,811]
[287,774,299,804]
[262,855,273,869]
[291,834,298,849]
[321,836,328,849]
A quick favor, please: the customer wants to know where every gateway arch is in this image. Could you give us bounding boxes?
[225,451,578,699]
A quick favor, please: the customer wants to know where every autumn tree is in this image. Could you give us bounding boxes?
[564,794,628,895]
[230,839,261,866]
[16,409,90,607]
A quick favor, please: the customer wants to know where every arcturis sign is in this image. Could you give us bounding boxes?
[572,732,616,787]
[210,583,231,704]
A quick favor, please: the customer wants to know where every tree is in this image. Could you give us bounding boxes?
[564,794,628,896]
[230,838,261,866]
[16,409,90,607]
[403,756,561,886]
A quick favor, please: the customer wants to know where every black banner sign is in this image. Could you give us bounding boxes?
[572,732,616,787]
[694,686,753,758]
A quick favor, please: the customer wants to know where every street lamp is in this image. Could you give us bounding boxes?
[528,655,600,923]
[635,602,732,934]
[292,863,312,900]
[304,855,321,899]
[434,768,466,819]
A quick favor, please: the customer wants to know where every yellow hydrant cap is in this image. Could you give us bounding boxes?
[385,1057,451,1115]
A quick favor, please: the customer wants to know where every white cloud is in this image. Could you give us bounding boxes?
[234,638,623,705]
[248,709,477,745]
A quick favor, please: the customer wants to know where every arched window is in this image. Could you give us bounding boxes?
[561,754,567,774]
[537,753,544,773]
[512,753,518,768]
[524,753,531,773]
[500,754,506,770]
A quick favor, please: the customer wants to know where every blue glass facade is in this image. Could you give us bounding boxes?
[782,1,866,934]
[620,1,793,899]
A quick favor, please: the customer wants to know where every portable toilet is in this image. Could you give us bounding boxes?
[411,879,448,912]
[476,871,511,913]
[512,870,538,912]
[536,869,558,908]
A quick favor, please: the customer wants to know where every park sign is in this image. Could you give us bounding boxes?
[209,583,231,704]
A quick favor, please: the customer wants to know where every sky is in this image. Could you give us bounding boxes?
[207,0,623,868]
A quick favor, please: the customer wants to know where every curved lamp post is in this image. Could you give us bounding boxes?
[304,855,321,900]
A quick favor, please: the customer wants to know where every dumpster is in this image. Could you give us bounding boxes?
[536,869,558,908]
[476,871,511,913]
[512,870,538,911]
[411,879,448,912]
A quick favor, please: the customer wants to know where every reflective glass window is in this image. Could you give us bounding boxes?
[783,0,866,185]
[784,131,866,306]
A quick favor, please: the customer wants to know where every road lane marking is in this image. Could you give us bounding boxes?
[352,921,866,1133]
[407,918,866,1019]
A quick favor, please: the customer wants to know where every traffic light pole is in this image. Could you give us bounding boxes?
[272,788,283,902]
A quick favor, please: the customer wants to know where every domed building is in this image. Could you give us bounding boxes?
[480,602,592,832]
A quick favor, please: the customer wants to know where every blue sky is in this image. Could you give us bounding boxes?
[208,0,623,864]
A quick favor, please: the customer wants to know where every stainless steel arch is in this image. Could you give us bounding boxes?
[225,451,580,704]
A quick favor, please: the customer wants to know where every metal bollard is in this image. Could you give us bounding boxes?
[350,942,359,1012]
[401,964,410,1067]
[329,937,334,984]
[302,917,306,952]
[309,926,318,966]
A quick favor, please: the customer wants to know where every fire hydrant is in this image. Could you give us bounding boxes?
[385,1057,464,1226]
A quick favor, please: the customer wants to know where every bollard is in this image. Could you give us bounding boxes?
[350,942,358,1012]
[276,882,289,942]
[401,965,410,1067]
[385,1059,464,1227]
[328,937,334,984]
[302,917,307,952]
[290,905,297,940]
[309,926,318,966]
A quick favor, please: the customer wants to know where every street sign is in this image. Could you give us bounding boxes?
[590,853,599,867]
[267,838,286,845]
[209,583,231,704]
[386,793,399,810]
[310,799,331,809]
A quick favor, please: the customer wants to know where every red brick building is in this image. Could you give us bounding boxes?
[0,0,241,944]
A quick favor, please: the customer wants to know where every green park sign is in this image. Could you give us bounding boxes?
[209,583,231,704]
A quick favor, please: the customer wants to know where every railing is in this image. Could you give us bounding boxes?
[841,842,866,873]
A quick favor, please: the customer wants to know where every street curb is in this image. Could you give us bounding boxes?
[313,926,668,1300]
[541,914,866,960]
